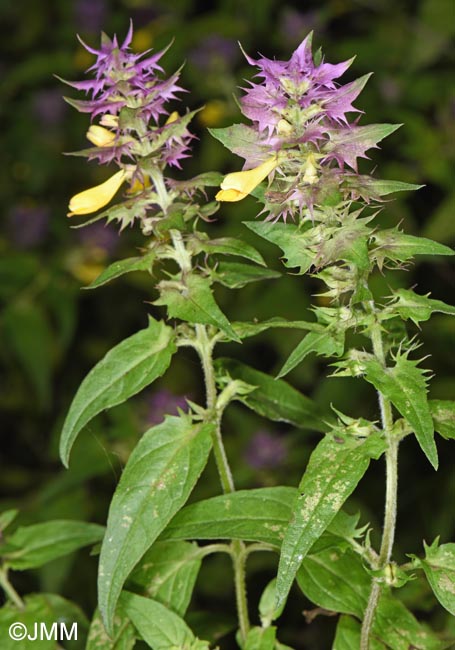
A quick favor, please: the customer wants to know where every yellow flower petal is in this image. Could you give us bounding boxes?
[165,111,179,125]
[217,155,278,202]
[215,188,248,202]
[86,125,116,147]
[100,114,119,128]
[67,170,126,217]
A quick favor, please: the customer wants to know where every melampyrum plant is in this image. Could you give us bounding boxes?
[0,24,453,650]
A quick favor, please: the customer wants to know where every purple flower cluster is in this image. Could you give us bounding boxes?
[63,23,193,169]
[232,34,382,220]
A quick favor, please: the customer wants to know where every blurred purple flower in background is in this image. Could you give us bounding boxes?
[144,389,189,426]
[76,221,119,256]
[189,34,239,72]
[8,204,50,248]
[74,0,107,33]
[279,9,323,46]
[34,89,66,129]
[244,430,287,470]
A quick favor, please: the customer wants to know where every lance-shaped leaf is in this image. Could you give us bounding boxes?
[87,608,135,650]
[388,289,455,324]
[411,539,455,616]
[129,540,202,616]
[278,329,345,378]
[86,251,156,289]
[60,316,176,466]
[429,400,455,440]
[231,318,321,340]
[161,487,298,547]
[154,274,240,342]
[1,520,104,570]
[98,415,213,633]
[371,228,454,269]
[162,487,362,551]
[298,547,444,650]
[344,176,423,202]
[275,431,385,608]
[214,358,327,431]
[211,261,280,289]
[361,354,437,469]
[244,221,314,274]
[187,234,266,266]
[120,592,210,650]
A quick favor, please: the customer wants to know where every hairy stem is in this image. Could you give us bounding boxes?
[195,324,250,641]
[360,317,398,649]
[0,567,24,610]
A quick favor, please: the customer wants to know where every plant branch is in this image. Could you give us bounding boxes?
[360,315,399,649]
[195,323,250,642]
[0,567,24,610]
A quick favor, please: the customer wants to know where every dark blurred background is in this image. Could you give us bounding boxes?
[0,0,454,648]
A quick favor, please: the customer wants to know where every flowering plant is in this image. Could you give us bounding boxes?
[0,24,453,650]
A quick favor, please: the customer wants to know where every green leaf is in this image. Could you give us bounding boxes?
[345,176,424,201]
[244,626,276,650]
[86,252,156,289]
[298,547,369,618]
[362,354,437,469]
[231,318,321,340]
[372,228,453,268]
[98,415,213,634]
[187,234,266,266]
[1,520,104,570]
[0,593,89,650]
[120,592,210,650]
[324,124,402,169]
[211,261,280,289]
[162,487,297,547]
[415,539,455,616]
[87,608,135,650]
[154,274,240,342]
[3,302,53,409]
[209,123,269,160]
[129,541,201,616]
[277,329,345,378]
[390,289,455,324]
[298,548,445,649]
[60,316,176,467]
[244,221,314,274]
[214,358,327,431]
[275,431,385,608]
[333,616,387,650]
[0,510,18,534]
[162,487,358,550]
[429,400,455,440]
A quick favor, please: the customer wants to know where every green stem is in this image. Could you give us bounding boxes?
[360,318,398,650]
[0,567,24,609]
[195,324,250,642]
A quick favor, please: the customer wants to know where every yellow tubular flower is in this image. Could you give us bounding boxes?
[67,170,126,217]
[86,125,116,147]
[215,155,278,202]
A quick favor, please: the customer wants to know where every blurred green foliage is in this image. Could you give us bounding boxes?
[0,0,453,647]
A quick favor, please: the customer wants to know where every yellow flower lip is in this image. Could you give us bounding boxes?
[215,155,279,202]
[67,170,126,217]
[86,125,116,147]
